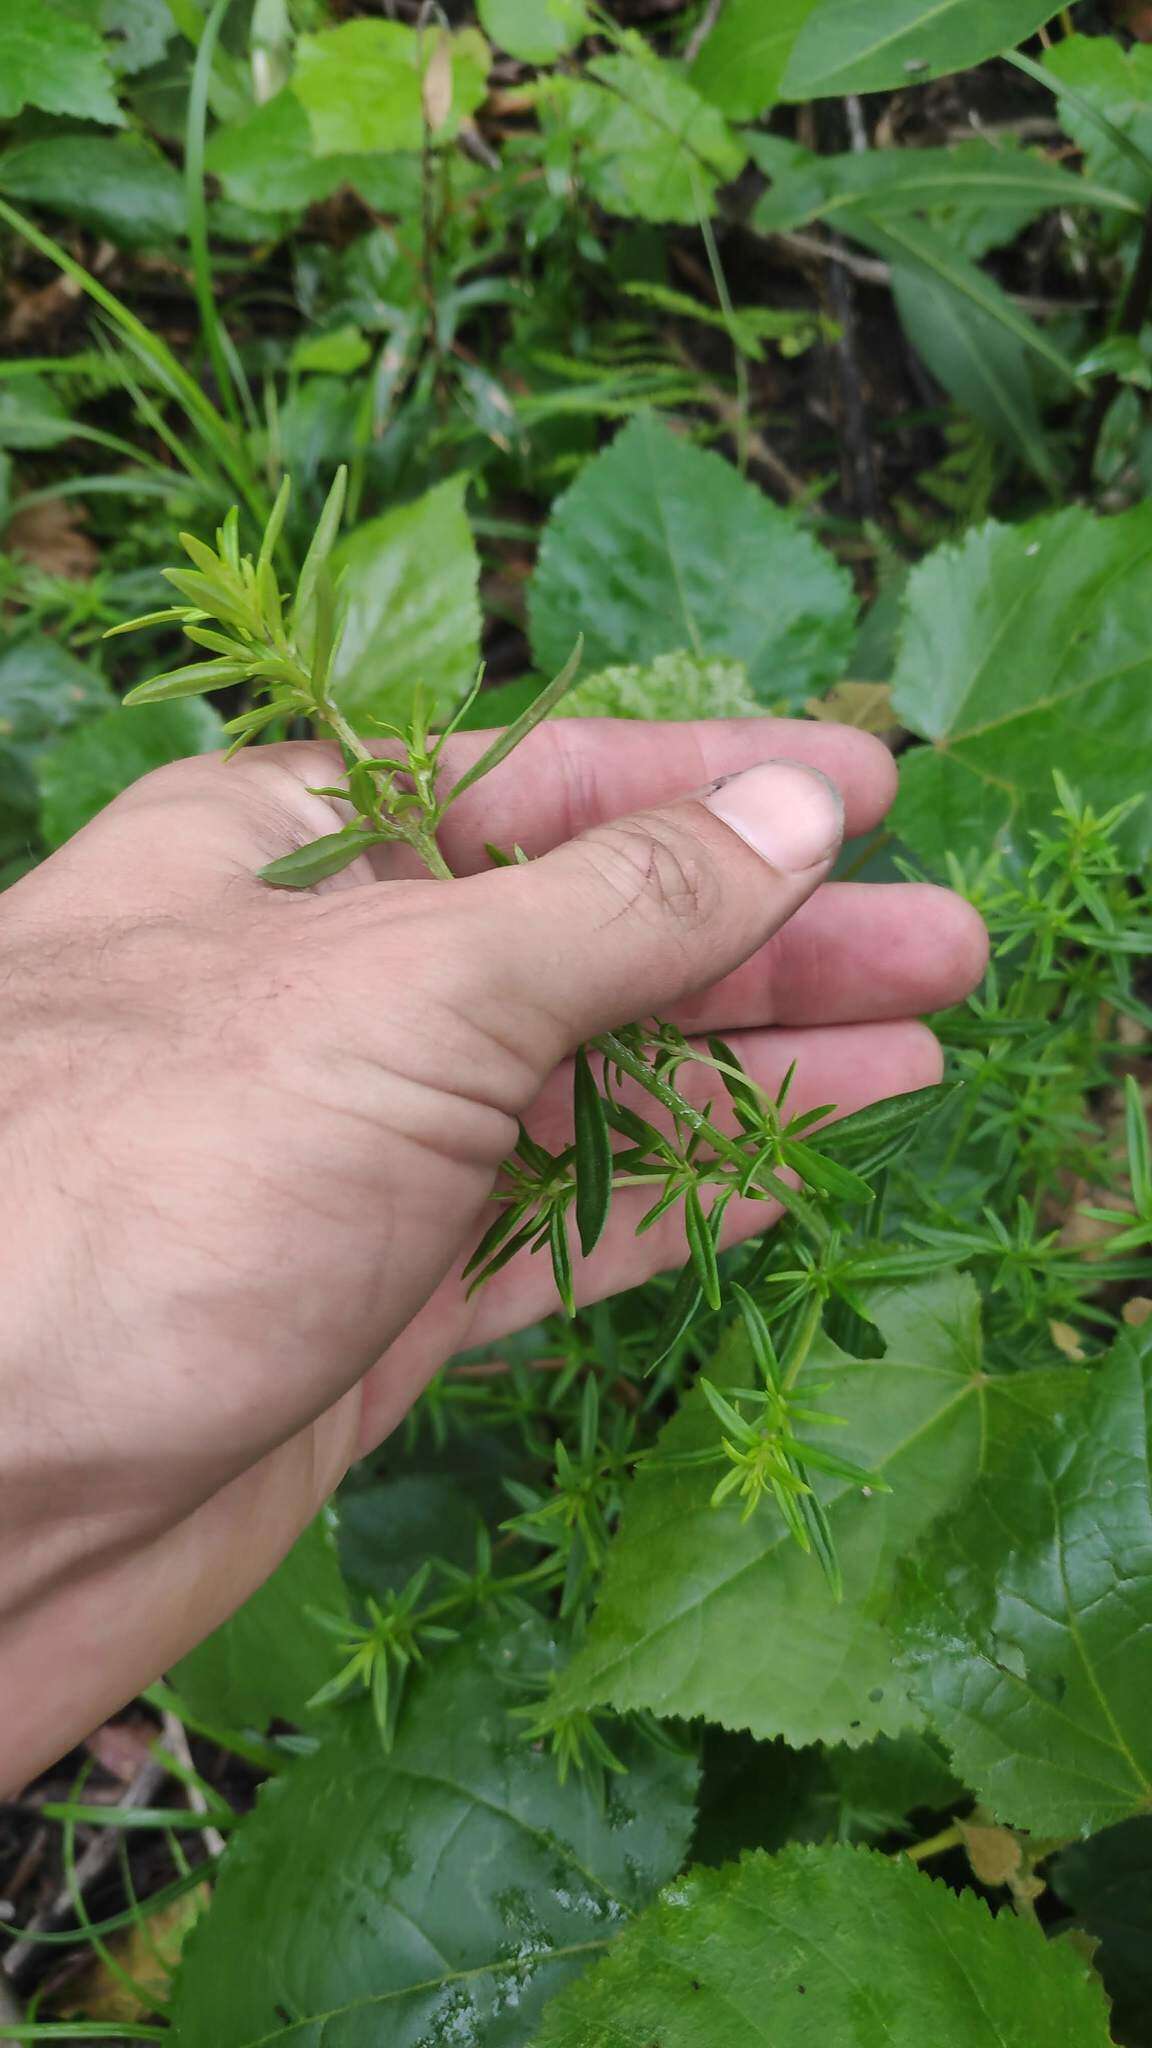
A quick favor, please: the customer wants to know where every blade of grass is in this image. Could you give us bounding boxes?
[185,0,254,435]
[1007,47,1152,188]
[0,196,267,525]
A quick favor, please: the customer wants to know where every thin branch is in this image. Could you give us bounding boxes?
[683,0,725,66]
[161,1712,228,1862]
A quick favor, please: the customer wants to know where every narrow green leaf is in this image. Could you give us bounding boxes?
[782,1138,875,1205]
[699,1376,754,1444]
[650,1262,705,1372]
[123,659,247,705]
[684,1184,722,1311]
[258,826,386,889]
[462,1202,528,1282]
[1125,1074,1152,1216]
[549,1206,576,1318]
[818,1084,956,1172]
[294,461,349,646]
[573,1047,614,1257]
[534,1844,1113,2046]
[258,473,292,575]
[706,1034,764,1134]
[731,1282,781,1388]
[445,637,583,808]
[104,605,196,638]
[793,1473,842,1599]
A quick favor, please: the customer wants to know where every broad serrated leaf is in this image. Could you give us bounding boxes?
[169,1619,698,2048]
[476,0,588,63]
[549,53,746,224]
[0,373,76,450]
[689,0,818,119]
[293,20,489,157]
[0,633,113,748]
[893,1324,1152,1836]
[205,90,400,216]
[171,1515,349,1732]
[0,634,113,868]
[37,697,223,849]
[331,476,481,728]
[533,1844,1111,2047]
[101,0,173,77]
[0,0,123,123]
[1051,1818,1152,2047]
[0,133,185,247]
[891,503,1152,869]
[562,651,762,721]
[528,415,855,706]
[781,0,1062,100]
[551,1274,1087,1747]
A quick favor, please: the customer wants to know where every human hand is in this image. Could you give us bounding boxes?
[0,716,986,1785]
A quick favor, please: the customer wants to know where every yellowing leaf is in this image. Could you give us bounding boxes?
[806,680,897,733]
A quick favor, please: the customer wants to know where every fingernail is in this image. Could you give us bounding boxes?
[702,759,844,873]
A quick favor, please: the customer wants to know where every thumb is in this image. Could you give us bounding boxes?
[469,758,845,1065]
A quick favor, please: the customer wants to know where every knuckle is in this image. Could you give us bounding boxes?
[578,814,720,933]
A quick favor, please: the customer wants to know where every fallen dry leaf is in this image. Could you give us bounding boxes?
[1124,1297,1152,1328]
[422,30,455,133]
[805,680,898,736]
[55,1887,209,2024]
[959,1822,1023,1889]
[1050,1319,1087,1362]
[6,497,98,581]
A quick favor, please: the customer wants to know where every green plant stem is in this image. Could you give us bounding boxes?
[185,0,252,436]
[696,190,750,475]
[1079,193,1152,489]
[599,1031,829,1241]
[902,1823,965,1865]
[320,702,456,879]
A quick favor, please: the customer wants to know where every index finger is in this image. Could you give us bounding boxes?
[429,717,897,874]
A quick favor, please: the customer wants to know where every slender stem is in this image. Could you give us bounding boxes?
[902,1823,965,1865]
[186,0,245,433]
[781,1288,825,1391]
[696,189,750,475]
[1080,194,1152,490]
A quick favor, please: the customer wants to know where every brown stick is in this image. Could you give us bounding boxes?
[2,1754,167,1989]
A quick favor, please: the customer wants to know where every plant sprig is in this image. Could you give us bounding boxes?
[110,476,949,1588]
